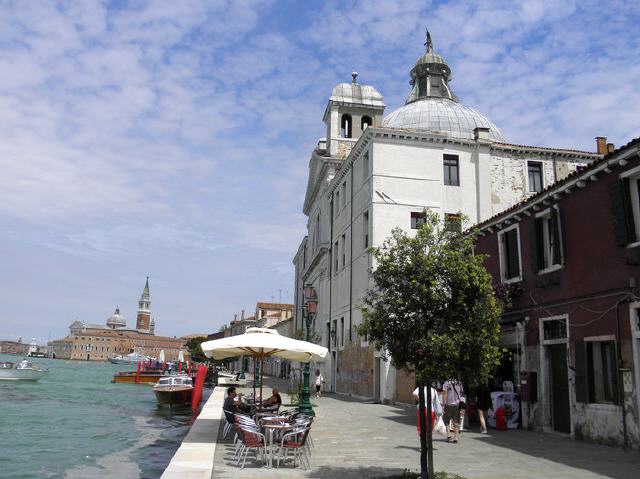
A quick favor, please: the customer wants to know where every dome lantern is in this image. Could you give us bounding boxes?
[383,30,505,143]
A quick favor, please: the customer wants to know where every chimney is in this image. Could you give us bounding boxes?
[606,143,615,154]
[595,136,607,155]
[233,314,237,321]
[241,309,245,320]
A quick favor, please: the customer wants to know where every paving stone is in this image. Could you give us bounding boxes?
[211,377,640,478]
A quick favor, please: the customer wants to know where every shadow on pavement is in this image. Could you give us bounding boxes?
[305,465,416,479]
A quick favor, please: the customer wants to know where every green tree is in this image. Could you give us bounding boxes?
[186,336,208,362]
[359,212,502,479]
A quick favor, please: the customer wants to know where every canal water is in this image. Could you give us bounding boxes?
[0,354,211,478]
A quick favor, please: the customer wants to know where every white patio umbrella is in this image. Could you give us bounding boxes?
[201,327,328,406]
[158,350,165,363]
[178,350,184,363]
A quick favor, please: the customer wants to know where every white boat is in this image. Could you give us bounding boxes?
[153,375,193,406]
[108,352,151,364]
[0,360,48,381]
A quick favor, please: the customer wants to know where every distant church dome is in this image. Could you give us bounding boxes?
[330,72,385,108]
[383,31,505,143]
[106,307,126,329]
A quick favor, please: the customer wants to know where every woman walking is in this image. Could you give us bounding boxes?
[314,369,325,398]
[476,382,492,434]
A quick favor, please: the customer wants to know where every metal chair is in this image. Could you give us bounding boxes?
[276,425,311,469]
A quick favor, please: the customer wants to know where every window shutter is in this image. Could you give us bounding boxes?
[550,208,562,265]
[609,179,636,245]
[574,341,589,403]
[529,219,539,273]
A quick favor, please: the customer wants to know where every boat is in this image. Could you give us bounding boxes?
[112,370,196,384]
[153,375,193,406]
[0,359,48,381]
[108,352,151,364]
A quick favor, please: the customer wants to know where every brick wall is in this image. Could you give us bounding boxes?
[336,341,374,397]
[395,369,416,404]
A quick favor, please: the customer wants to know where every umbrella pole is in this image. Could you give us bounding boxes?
[252,357,256,403]
[260,355,265,409]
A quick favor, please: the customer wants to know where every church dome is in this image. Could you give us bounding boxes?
[106,307,126,329]
[383,97,505,142]
[383,30,505,143]
[330,73,385,108]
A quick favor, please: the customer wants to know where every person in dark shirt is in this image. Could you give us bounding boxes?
[263,387,282,410]
[223,386,251,413]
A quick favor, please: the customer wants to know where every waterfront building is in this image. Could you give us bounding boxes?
[473,137,640,447]
[293,33,600,404]
[254,302,294,329]
[48,278,187,361]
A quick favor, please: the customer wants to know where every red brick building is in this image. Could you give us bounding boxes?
[474,137,640,448]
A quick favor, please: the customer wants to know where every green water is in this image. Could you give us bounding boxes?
[0,354,210,479]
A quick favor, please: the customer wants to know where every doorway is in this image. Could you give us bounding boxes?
[331,351,337,392]
[373,357,381,402]
[547,344,570,433]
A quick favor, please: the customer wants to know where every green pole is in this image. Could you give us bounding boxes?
[298,309,315,415]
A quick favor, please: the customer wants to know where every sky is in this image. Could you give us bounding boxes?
[1,0,639,344]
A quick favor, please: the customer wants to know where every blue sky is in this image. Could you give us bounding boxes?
[1,0,639,343]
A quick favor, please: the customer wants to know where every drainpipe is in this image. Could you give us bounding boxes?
[349,160,355,392]
[615,296,630,450]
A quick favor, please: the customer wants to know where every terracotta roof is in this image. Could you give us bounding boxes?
[256,302,294,310]
[471,136,640,232]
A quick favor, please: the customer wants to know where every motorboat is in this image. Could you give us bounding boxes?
[153,375,193,406]
[108,352,151,364]
[0,359,48,381]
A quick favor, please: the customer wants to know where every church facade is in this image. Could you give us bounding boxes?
[293,34,600,403]
[48,278,188,361]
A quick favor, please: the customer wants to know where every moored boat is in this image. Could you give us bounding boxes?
[0,359,48,381]
[112,370,196,384]
[153,375,193,406]
[108,352,151,364]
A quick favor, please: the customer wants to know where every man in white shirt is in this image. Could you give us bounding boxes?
[412,385,442,436]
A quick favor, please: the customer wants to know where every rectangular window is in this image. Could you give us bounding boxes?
[340,317,344,347]
[443,154,460,186]
[341,234,346,267]
[532,208,563,272]
[333,241,339,273]
[314,213,321,250]
[411,212,427,229]
[363,211,369,249]
[528,161,543,193]
[587,341,618,403]
[499,226,521,281]
[444,213,462,234]
[577,340,619,404]
[341,182,347,208]
[335,192,340,217]
[363,152,370,180]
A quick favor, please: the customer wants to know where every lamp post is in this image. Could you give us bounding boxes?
[298,284,318,415]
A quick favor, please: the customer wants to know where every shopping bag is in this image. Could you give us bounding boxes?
[434,416,447,436]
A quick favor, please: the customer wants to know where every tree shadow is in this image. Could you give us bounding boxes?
[305,465,417,478]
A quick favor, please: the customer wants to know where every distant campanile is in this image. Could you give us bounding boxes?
[136,277,151,331]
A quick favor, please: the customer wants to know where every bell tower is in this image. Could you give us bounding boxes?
[136,277,151,331]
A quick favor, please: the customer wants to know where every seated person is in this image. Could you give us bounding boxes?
[262,387,282,410]
[223,386,251,414]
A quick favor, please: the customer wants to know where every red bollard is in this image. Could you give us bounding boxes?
[135,361,141,384]
[191,364,207,412]
[496,407,507,431]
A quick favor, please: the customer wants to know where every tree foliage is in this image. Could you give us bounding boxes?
[186,336,208,362]
[359,212,502,386]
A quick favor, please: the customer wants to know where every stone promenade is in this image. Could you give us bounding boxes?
[211,377,639,478]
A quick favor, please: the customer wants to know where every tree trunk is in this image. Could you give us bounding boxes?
[417,383,428,479]
[426,380,434,478]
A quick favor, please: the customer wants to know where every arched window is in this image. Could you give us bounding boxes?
[361,116,372,130]
[341,114,352,138]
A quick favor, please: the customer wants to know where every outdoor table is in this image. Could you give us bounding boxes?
[261,422,293,468]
